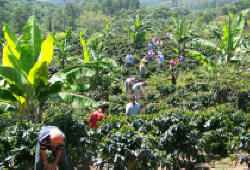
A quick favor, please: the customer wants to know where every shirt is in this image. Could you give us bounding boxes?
[126,102,140,116]
[126,55,133,63]
[148,43,154,50]
[133,83,144,99]
[159,55,164,63]
[140,58,147,69]
[170,60,176,67]
[87,110,105,129]
[39,126,65,151]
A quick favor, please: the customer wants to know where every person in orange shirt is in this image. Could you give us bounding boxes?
[87,102,109,129]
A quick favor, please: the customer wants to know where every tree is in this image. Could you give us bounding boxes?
[0,16,97,122]
[170,14,193,56]
[10,2,33,33]
[76,11,113,35]
[188,10,249,111]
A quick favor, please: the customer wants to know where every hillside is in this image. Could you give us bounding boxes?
[39,0,84,5]
[140,0,239,9]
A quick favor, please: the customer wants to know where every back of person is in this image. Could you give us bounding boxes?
[159,54,164,63]
[133,83,142,99]
[126,54,133,63]
[148,43,153,50]
[88,111,105,129]
[39,126,64,143]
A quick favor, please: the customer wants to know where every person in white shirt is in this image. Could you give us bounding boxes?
[126,96,141,116]
[125,77,136,95]
[132,81,147,100]
[125,53,133,66]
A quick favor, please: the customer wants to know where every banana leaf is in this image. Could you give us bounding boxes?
[0,89,17,102]
[188,50,215,69]
[0,102,15,114]
[20,15,43,74]
[44,92,98,108]
[80,32,90,63]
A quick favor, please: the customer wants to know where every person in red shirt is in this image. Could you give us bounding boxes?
[87,102,109,129]
[170,57,176,70]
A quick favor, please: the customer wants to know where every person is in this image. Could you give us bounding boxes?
[170,57,176,70]
[176,56,180,64]
[148,41,154,50]
[152,37,160,46]
[125,77,136,95]
[125,53,133,67]
[158,51,164,65]
[180,55,185,62]
[87,102,109,129]
[139,57,147,78]
[34,126,70,170]
[148,49,155,61]
[126,96,141,116]
[132,81,147,100]
[171,72,178,85]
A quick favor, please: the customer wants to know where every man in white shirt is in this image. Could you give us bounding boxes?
[125,53,133,67]
[132,81,147,100]
[126,96,140,116]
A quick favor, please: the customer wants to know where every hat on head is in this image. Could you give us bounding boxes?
[130,77,136,81]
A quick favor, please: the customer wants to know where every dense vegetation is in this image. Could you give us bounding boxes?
[0,0,249,169]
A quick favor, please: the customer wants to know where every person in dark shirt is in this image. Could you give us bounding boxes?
[34,126,70,170]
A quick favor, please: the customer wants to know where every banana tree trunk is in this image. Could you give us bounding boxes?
[38,101,45,123]
[178,42,181,56]
[235,89,240,111]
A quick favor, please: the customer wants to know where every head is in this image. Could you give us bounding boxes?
[99,102,109,113]
[130,77,136,84]
[130,96,136,104]
[142,81,147,87]
[50,130,65,149]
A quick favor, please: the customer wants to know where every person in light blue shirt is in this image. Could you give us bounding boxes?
[157,51,164,64]
[125,53,133,66]
[126,96,141,116]
[148,42,154,50]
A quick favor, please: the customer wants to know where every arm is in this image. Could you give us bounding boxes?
[41,150,50,170]
[52,149,63,170]
[126,104,130,115]
[87,114,93,127]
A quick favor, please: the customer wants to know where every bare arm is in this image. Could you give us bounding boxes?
[41,150,50,169]
[53,149,62,167]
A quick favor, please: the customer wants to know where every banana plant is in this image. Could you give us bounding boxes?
[189,9,249,64]
[79,32,118,91]
[130,11,150,49]
[170,14,193,56]
[0,16,97,122]
[54,27,72,69]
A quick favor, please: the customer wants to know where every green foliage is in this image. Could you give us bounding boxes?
[0,16,98,122]
[130,11,150,49]
[1,106,248,169]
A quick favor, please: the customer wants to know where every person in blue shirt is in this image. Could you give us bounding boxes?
[180,55,185,62]
[157,51,164,63]
[158,54,165,67]
[125,53,133,67]
[148,42,154,50]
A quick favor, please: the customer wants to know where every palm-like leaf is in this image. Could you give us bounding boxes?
[188,50,215,69]
[21,16,43,73]
[44,92,98,108]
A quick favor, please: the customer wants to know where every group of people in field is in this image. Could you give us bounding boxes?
[35,37,185,169]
